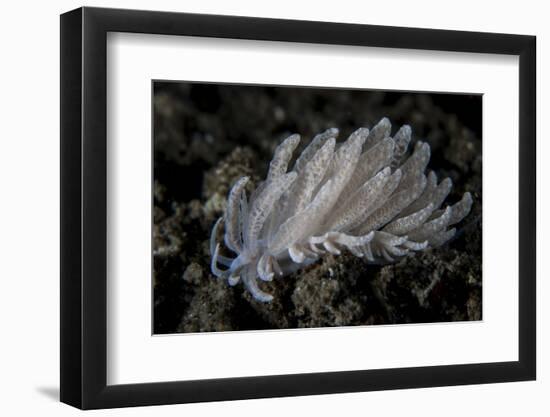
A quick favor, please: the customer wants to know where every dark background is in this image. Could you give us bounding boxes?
[153,81,482,334]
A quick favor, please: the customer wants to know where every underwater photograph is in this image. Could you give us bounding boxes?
[152,81,482,334]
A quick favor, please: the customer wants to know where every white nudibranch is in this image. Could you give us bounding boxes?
[210,118,473,302]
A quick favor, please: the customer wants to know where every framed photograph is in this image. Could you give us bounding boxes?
[60,6,536,409]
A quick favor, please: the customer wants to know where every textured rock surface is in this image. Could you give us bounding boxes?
[153,83,482,334]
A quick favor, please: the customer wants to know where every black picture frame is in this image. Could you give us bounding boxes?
[60,6,536,410]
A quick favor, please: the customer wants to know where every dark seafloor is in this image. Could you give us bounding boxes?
[153,82,482,334]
